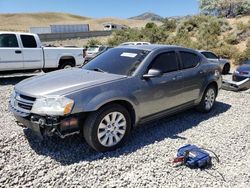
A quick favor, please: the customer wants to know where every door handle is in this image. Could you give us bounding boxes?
[15,50,22,54]
[199,70,206,74]
[172,75,183,81]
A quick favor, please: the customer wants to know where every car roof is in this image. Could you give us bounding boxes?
[0,31,37,36]
[122,42,150,44]
[116,44,192,51]
[199,50,213,53]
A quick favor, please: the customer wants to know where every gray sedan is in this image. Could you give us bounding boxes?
[10,45,222,152]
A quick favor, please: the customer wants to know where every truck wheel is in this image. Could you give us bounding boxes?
[83,104,131,152]
[222,63,230,75]
[60,62,74,69]
[196,85,216,113]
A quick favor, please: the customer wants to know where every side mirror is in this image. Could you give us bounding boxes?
[143,69,162,79]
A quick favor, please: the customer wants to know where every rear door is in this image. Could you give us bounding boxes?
[0,34,23,71]
[20,34,43,69]
[178,51,204,103]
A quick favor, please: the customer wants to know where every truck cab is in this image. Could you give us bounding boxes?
[0,32,43,71]
[0,32,84,72]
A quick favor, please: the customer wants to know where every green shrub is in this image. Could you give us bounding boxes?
[177,15,222,36]
[162,19,177,32]
[224,33,240,45]
[246,38,250,47]
[145,22,157,29]
[87,38,102,46]
[219,19,232,32]
[107,28,143,46]
[212,45,239,60]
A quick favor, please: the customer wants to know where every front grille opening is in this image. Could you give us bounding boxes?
[19,94,36,101]
[18,103,32,110]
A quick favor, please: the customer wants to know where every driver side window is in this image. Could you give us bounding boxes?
[149,52,179,73]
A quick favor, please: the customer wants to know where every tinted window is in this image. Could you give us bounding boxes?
[99,46,105,51]
[84,48,150,76]
[0,34,18,48]
[244,59,250,65]
[20,35,37,48]
[180,52,200,69]
[201,52,218,59]
[149,52,179,73]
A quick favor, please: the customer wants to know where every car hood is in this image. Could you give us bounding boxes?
[237,64,250,72]
[15,68,126,97]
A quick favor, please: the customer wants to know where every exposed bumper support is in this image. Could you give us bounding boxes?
[222,78,250,91]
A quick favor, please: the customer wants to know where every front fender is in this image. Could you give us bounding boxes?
[84,90,138,112]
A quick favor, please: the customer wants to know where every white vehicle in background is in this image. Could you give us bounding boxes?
[119,42,151,46]
[0,32,85,72]
[85,45,112,63]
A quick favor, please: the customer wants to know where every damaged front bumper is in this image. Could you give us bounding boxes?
[9,103,82,139]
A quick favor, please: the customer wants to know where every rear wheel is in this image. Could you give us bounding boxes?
[59,62,74,69]
[83,104,131,152]
[196,85,217,113]
[222,63,230,75]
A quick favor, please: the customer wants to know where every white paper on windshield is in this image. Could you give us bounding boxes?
[121,52,137,58]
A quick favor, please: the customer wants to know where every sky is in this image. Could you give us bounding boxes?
[0,0,199,18]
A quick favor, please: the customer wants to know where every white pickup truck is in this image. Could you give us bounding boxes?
[0,32,84,72]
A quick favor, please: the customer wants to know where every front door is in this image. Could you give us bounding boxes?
[136,51,184,118]
[0,34,23,71]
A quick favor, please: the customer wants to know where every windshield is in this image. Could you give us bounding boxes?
[87,46,99,52]
[244,59,250,65]
[83,48,150,76]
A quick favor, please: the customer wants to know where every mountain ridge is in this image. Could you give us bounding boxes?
[129,12,164,21]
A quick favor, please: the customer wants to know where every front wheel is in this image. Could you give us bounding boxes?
[196,85,217,113]
[83,104,131,152]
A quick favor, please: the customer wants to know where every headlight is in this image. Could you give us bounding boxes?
[31,96,74,116]
[234,70,239,74]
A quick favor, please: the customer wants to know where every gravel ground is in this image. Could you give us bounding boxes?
[0,76,250,187]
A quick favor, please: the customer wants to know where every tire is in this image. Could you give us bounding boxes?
[196,85,217,113]
[222,63,230,75]
[83,104,131,152]
[59,62,74,69]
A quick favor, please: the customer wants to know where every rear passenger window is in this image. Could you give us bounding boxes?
[150,52,179,73]
[20,35,37,48]
[180,52,200,69]
[201,52,218,59]
[0,34,19,48]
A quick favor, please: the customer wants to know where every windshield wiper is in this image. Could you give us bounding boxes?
[92,68,106,73]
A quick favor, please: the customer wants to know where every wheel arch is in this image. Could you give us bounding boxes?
[58,56,76,68]
[95,100,137,128]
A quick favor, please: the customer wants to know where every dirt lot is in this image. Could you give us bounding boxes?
[0,76,249,187]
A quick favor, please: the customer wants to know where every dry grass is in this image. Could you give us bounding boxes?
[43,36,111,47]
[0,12,159,32]
[227,16,250,25]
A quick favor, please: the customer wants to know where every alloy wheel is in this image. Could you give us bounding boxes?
[97,112,127,147]
[205,88,215,111]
